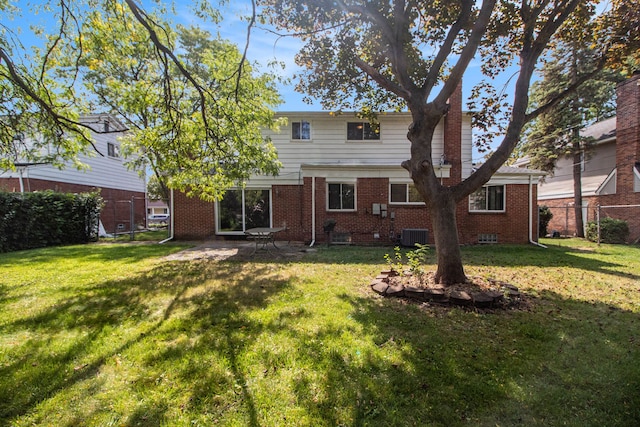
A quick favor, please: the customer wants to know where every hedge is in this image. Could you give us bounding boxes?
[586,217,630,244]
[0,190,103,253]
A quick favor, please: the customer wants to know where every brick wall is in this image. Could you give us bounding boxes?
[272,184,305,242]
[0,177,145,232]
[615,73,640,194]
[171,180,535,245]
[458,184,536,244]
[173,190,216,240]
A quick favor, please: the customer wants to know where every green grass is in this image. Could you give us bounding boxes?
[1,239,639,426]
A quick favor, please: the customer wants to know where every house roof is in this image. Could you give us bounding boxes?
[495,164,546,176]
[581,116,616,143]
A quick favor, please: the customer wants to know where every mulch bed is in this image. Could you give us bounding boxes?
[371,270,526,310]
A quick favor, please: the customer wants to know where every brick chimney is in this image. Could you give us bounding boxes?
[615,72,640,193]
[443,82,463,184]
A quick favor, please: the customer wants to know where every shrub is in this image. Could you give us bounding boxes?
[539,205,553,237]
[0,190,103,252]
[586,217,629,244]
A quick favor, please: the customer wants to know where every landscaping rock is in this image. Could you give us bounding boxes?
[486,290,504,303]
[449,290,472,306]
[404,286,426,300]
[471,292,495,308]
[424,287,447,302]
[385,284,405,297]
[371,270,523,309]
[371,281,389,295]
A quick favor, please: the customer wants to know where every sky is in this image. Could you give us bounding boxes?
[6,0,513,112]
[174,1,315,111]
[171,1,507,114]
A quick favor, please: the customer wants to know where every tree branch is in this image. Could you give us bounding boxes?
[0,46,102,155]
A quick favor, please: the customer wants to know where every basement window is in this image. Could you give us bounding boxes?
[478,234,498,244]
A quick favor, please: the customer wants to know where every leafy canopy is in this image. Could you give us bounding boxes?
[1,0,284,200]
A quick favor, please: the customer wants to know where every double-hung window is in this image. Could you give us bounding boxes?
[328,182,356,211]
[469,185,505,212]
[390,183,423,204]
[292,120,311,140]
[347,122,380,141]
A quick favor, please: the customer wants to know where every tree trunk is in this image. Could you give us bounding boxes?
[430,192,467,285]
[572,150,585,237]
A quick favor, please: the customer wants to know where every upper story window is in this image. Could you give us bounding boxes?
[347,122,380,141]
[107,142,120,158]
[104,121,110,133]
[292,121,311,140]
[328,182,356,211]
[390,183,423,204]
[469,185,505,212]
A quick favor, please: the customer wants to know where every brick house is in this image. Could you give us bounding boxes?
[532,73,640,241]
[0,114,146,233]
[173,86,544,245]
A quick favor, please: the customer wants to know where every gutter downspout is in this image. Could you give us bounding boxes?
[309,175,316,247]
[529,175,546,248]
[159,188,174,244]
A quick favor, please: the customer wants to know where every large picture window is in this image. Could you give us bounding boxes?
[347,122,380,141]
[328,183,356,211]
[469,185,505,212]
[390,183,423,204]
[217,188,271,233]
[292,121,311,140]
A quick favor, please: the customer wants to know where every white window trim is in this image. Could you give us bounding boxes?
[215,187,273,235]
[345,121,381,142]
[326,181,357,212]
[107,142,120,159]
[468,185,506,213]
[291,120,312,142]
[389,182,424,205]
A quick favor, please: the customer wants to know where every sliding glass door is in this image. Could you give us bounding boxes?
[217,188,271,234]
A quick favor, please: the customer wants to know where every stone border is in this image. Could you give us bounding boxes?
[370,270,521,308]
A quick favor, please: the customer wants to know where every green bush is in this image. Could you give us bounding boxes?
[0,190,103,252]
[586,217,629,244]
[539,205,553,237]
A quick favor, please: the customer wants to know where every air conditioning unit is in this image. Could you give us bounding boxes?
[401,229,428,247]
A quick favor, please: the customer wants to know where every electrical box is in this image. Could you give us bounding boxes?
[372,203,381,215]
[381,204,387,218]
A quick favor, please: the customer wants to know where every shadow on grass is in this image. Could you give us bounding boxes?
[2,242,639,426]
[277,292,640,425]
[300,243,640,283]
[0,242,189,268]
[0,258,290,426]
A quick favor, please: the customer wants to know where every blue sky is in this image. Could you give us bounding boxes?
[172,1,508,113]
[6,0,512,113]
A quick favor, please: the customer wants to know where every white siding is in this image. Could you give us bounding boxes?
[538,141,616,200]
[1,116,145,193]
[256,112,456,184]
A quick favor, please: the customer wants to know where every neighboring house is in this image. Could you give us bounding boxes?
[523,73,640,241]
[0,114,146,233]
[173,86,545,246]
[147,199,169,217]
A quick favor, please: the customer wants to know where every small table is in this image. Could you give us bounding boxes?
[244,227,285,254]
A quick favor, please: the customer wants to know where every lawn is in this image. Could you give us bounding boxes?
[0,239,638,426]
